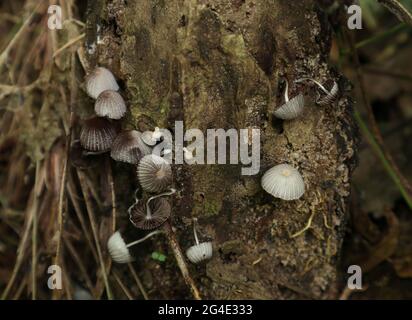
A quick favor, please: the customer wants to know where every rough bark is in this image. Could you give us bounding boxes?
[87,0,357,299]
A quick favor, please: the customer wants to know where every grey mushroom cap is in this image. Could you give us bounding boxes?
[85,67,120,99]
[129,197,171,230]
[317,81,339,106]
[110,130,152,164]
[80,117,117,152]
[95,90,127,120]
[137,154,172,192]
[273,94,305,120]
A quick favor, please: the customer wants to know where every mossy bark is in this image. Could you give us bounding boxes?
[88,0,357,299]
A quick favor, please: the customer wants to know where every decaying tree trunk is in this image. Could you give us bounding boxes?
[86,0,357,299]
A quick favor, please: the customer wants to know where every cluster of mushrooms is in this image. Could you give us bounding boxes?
[79,66,338,271]
[261,77,338,201]
[79,67,212,267]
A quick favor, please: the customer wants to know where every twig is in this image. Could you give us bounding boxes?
[63,235,95,296]
[127,263,149,300]
[162,221,202,300]
[1,186,38,299]
[53,33,85,58]
[31,161,42,300]
[377,0,412,25]
[290,210,317,238]
[0,4,41,72]
[77,169,113,299]
[67,178,99,262]
[113,271,134,300]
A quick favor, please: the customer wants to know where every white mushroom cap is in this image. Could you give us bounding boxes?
[186,242,213,264]
[86,67,119,99]
[107,231,133,264]
[95,90,126,120]
[274,94,305,120]
[261,164,305,201]
[274,79,304,120]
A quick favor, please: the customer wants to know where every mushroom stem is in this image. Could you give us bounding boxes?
[192,218,200,245]
[163,221,202,300]
[125,230,163,248]
[284,79,290,102]
[146,188,176,219]
[295,77,330,95]
[127,188,140,215]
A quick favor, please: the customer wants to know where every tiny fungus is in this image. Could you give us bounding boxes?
[183,147,194,161]
[261,163,305,201]
[80,117,117,152]
[295,77,338,106]
[137,154,173,192]
[129,188,176,230]
[95,90,127,120]
[273,79,305,120]
[107,230,162,264]
[141,127,162,146]
[85,66,120,99]
[186,218,213,264]
[110,130,152,164]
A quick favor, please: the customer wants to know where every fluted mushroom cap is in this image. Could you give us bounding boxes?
[273,94,305,120]
[80,117,117,152]
[137,154,172,192]
[86,67,119,99]
[95,90,126,120]
[107,231,133,264]
[110,130,152,164]
[186,242,213,264]
[129,197,171,230]
[261,163,305,201]
[317,81,339,106]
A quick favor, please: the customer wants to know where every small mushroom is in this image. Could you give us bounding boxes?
[273,79,305,120]
[107,230,162,264]
[95,90,126,120]
[129,189,175,230]
[295,77,338,106]
[186,218,213,264]
[183,147,194,161]
[85,67,119,99]
[80,117,117,152]
[137,154,172,192]
[110,130,152,164]
[141,127,162,146]
[261,163,305,201]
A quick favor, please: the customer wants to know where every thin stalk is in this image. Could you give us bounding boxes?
[192,218,200,246]
[146,188,176,218]
[295,77,329,95]
[126,230,162,248]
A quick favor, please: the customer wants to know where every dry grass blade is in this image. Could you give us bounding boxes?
[77,169,113,299]
[0,3,43,72]
[113,271,134,300]
[378,0,412,25]
[127,263,149,300]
